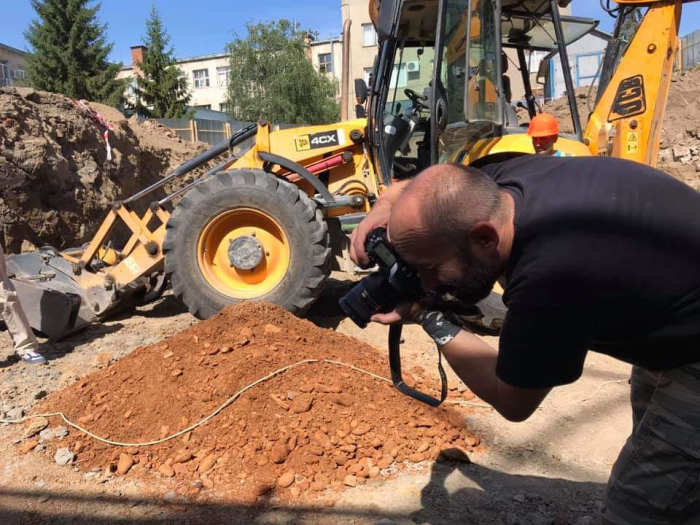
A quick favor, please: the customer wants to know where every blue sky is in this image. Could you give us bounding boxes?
[3,1,700,65]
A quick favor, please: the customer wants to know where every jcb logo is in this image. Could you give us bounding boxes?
[295,130,344,151]
[608,75,646,122]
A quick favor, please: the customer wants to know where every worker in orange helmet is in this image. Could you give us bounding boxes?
[528,113,564,156]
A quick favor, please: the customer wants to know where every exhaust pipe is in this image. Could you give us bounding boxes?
[341,18,352,121]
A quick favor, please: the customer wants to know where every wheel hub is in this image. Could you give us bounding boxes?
[228,235,264,270]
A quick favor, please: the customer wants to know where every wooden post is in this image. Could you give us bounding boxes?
[225,122,232,139]
[189,120,199,142]
[676,37,683,72]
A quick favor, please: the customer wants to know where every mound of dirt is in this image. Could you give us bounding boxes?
[656,68,700,186]
[538,69,700,186]
[0,87,209,253]
[31,302,479,504]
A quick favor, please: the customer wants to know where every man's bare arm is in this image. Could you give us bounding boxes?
[440,331,550,422]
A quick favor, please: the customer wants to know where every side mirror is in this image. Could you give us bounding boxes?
[355,104,367,118]
[355,78,368,104]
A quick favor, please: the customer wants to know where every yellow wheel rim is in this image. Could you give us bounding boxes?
[197,208,290,299]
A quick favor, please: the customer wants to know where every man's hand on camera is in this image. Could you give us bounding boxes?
[350,180,411,268]
[350,206,391,268]
[370,301,423,325]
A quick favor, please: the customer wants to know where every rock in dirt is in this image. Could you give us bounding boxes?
[23,417,49,438]
[343,475,358,487]
[270,443,289,464]
[328,393,353,407]
[19,439,39,454]
[290,393,313,413]
[5,407,24,420]
[252,482,273,497]
[263,324,282,334]
[158,464,175,477]
[117,454,135,475]
[54,447,75,466]
[198,454,218,473]
[277,471,295,488]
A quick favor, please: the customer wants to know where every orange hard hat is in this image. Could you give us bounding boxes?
[528,113,560,138]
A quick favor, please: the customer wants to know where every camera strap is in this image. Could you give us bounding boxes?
[388,324,448,407]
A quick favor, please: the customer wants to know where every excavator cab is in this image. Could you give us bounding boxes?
[368,0,607,176]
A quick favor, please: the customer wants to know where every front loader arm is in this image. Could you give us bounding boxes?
[585,0,682,167]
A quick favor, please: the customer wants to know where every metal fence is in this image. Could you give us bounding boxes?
[153,117,295,147]
[155,117,254,145]
[681,29,700,71]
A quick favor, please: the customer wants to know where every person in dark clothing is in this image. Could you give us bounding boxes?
[349,156,700,525]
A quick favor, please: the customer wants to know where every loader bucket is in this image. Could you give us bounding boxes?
[6,250,113,341]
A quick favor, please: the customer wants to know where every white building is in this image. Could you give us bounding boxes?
[547,29,611,100]
[0,42,28,88]
[118,37,345,114]
[118,46,232,112]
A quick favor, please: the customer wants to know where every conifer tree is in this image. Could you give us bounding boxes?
[132,6,191,118]
[24,0,125,106]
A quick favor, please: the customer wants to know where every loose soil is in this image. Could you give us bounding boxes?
[0,88,209,253]
[0,276,631,524]
[33,302,480,506]
[539,68,700,187]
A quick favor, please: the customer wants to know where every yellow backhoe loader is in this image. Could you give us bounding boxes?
[7,0,693,339]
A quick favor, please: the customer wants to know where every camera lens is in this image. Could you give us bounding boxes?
[339,273,385,328]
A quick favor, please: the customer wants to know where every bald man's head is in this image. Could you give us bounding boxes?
[388,163,510,303]
[390,163,506,255]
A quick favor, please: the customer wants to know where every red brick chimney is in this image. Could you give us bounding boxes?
[130,45,147,68]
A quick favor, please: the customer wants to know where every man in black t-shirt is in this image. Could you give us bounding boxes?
[349,156,700,524]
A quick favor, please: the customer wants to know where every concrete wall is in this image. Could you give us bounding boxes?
[0,43,28,87]
[341,0,377,118]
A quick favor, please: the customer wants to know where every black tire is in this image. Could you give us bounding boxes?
[163,169,331,319]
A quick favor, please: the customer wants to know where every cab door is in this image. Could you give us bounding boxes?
[432,0,503,162]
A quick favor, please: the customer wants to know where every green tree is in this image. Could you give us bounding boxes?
[132,6,191,118]
[24,0,125,106]
[226,20,340,124]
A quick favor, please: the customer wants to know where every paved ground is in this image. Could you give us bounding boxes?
[0,274,632,524]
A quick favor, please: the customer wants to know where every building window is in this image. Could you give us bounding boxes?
[362,24,377,47]
[195,104,211,110]
[0,63,10,86]
[318,53,333,74]
[219,103,230,112]
[193,69,210,89]
[217,66,230,87]
[12,68,26,80]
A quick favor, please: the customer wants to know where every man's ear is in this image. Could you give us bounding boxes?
[469,221,500,253]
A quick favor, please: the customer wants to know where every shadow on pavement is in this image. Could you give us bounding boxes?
[412,460,605,524]
[0,486,398,525]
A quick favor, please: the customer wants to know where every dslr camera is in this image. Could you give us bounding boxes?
[340,227,448,407]
[339,227,422,327]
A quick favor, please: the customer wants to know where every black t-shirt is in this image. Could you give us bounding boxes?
[479,155,700,389]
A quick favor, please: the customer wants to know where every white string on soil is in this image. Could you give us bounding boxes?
[0,359,390,448]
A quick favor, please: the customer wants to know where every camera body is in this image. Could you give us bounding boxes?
[340,227,422,328]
